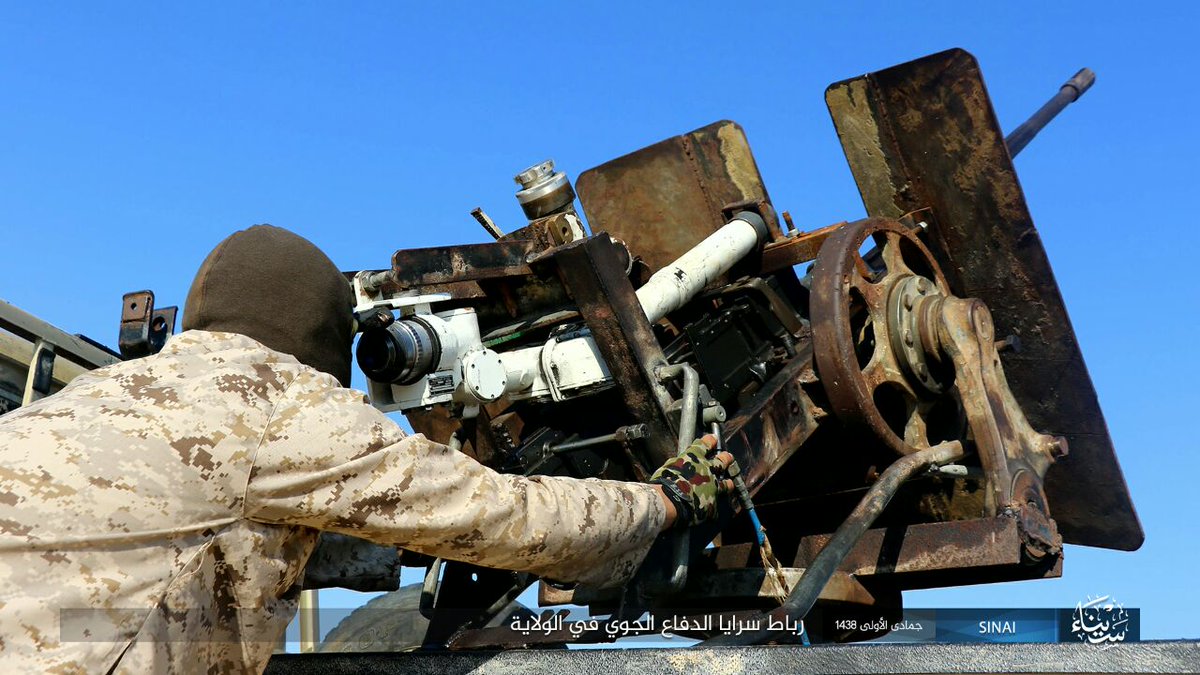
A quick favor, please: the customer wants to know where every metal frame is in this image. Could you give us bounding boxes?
[0,299,119,412]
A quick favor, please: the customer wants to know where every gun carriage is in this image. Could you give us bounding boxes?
[334,49,1140,647]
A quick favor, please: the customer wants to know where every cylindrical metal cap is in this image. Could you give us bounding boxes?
[514,159,576,220]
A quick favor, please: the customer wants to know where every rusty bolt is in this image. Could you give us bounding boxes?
[514,160,555,188]
[972,307,993,340]
[903,294,915,310]
[904,330,914,346]
[996,334,1022,353]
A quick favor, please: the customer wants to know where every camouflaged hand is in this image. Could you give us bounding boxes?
[650,435,734,528]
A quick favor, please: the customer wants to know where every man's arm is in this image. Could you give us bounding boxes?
[243,371,668,588]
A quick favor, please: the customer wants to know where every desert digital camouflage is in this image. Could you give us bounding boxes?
[0,330,665,673]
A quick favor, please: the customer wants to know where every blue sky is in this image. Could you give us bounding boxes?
[2,2,1196,641]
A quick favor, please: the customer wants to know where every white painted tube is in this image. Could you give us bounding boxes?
[474,214,766,407]
[635,214,767,324]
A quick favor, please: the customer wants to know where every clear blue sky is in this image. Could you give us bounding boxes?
[2,2,1196,640]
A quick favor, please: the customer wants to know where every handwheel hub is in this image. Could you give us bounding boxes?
[886,275,948,395]
[810,218,960,455]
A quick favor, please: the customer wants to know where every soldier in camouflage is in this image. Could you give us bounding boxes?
[0,225,731,673]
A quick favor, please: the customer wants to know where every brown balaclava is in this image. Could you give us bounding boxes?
[183,225,355,387]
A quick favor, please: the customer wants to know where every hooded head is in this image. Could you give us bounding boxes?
[183,224,356,387]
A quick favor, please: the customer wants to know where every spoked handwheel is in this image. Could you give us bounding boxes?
[810,218,962,455]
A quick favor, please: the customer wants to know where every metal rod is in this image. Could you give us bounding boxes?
[298,589,319,653]
[548,432,619,453]
[1005,68,1095,158]
[22,340,55,407]
[656,363,700,454]
[360,270,395,294]
[700,440,964,646]
[419,557,444,619]
[547,424,647,453]
[652,363,703,594]
[666,530,690,594]
[471,207,505,240]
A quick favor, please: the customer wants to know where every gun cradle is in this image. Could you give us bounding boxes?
[339,48,1140,648]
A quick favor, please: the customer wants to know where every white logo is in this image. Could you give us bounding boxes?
[1070,595,1130,644]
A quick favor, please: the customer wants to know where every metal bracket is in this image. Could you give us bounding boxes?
[21,340,56,406]
[935,297,1065,516]
[118,290,177,359]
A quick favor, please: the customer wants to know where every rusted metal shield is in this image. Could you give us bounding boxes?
[825,48,1141,550]
[575,120,774,273]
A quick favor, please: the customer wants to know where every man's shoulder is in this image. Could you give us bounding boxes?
[161,330,300,364]
[156,330,343,387]
[45,329,339,411]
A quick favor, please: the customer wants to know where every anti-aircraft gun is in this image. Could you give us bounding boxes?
[325,48,1141,649]
[85,48,1140,652]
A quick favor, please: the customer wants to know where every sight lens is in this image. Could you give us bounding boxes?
[355,318,439,384]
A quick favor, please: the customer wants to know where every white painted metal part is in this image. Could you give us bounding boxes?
[351,269,452,314]
[635,217,762,324]
[367,307,490,414]
[461,349,508,402]
[361,218,763,415]
[500,334,613,403]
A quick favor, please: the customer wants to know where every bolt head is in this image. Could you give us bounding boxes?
[976,318,992,339]
[515,160,555,188]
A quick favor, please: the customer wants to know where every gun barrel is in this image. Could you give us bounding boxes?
[1005,67,1095,158]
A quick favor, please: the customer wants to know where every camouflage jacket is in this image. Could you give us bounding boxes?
[0,330,665,673]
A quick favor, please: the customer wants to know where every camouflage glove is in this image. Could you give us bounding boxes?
[650,435,731,528]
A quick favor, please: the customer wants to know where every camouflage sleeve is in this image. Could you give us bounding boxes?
[243,370,666,587]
